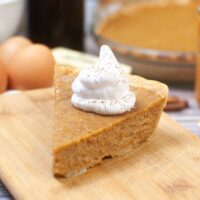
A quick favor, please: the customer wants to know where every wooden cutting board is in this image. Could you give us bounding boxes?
[0,89,200,199]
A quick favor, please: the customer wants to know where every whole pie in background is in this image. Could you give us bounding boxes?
[96,0,198,52]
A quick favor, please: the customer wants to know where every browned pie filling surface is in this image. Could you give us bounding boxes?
[54,73,164,148]
[97,1,198,52]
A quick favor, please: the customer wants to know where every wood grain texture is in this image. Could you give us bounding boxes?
[0,89,200,200]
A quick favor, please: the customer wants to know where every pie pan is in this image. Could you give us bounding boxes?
[94,0,196,83]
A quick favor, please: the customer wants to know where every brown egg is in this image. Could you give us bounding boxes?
[0,58,7,93]
[7,44,55,90]
[0,36,32,66]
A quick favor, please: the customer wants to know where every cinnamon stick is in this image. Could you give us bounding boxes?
[164,96,189,111]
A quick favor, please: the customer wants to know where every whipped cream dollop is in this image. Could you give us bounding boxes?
[71,45,136,115]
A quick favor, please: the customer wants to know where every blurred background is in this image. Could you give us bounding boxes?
[2,0,198,82]
[0,0,198,83]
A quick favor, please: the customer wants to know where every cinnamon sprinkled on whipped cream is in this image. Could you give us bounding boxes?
[71,45,136,115]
